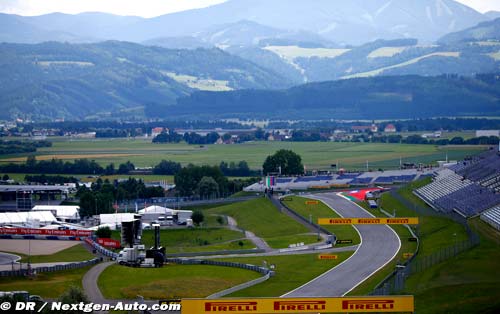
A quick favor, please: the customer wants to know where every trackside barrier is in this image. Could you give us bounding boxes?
[85,238,118,259]
[278,198,334,236]
[166,248,265,258]
[167,258,274,298]
[0,257,101,277]
[207,273,272,299]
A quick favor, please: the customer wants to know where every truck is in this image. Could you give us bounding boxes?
[116,223,165,268]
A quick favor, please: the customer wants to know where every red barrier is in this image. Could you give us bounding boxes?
[0,227,93,237]
[97,238,121,248]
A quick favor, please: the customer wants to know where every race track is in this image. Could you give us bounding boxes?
[283,192,400,297]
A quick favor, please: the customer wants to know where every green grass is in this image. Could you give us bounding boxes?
[0,266,91,298]
[98,264,261,300]
[282,196,361,246]
[207,198,309,247]
[0,139,484,170]
[213,252,354,297]
[15,244,94,263]
[264,234,321,249]
[348,199,417,295]
[404,219,500,313]
[112,228,248,253]
[348,183,471,296]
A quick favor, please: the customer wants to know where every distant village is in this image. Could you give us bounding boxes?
[0,119,499,145]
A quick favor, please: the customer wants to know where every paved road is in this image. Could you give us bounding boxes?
[283,192,400,297]
[226,215,273,252]
[0,252,20,265]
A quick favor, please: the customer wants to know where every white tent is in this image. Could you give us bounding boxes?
[0,211,56,226]
[99,213,136,226]
[138,205,174,214]
[32,205,80,221]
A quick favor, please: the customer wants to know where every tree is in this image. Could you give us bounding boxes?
[153,160,182,175]
[450,136,465,145]
[57,286,89,314]
[191,210,204,226]
[95,226,112,238]
[78,191,96,218]
[197,176,219,198]
[105,163,115,175]
[263,149,304,175]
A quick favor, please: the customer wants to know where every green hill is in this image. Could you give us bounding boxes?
[173,74,500,120]
[0,41,290,120]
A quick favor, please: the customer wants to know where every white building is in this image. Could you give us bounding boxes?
[476,130,499,137]
[139,205,193,224]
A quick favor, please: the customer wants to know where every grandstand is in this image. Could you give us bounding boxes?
[243,168,430,192]
[481,205,500,231]
[415,149,500,218]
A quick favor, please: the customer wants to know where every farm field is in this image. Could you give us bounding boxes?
[0,138,485,171]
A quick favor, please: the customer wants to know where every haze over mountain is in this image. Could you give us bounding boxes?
[0,0,491,45]
[439,17,500,44]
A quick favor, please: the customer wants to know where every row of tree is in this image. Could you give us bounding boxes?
[0,140,52,155]
[77,178,164,217]
[0,156,135,175]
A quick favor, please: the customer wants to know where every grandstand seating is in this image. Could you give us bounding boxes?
[295,176,333,182]
[372,175,415,184]
[481,205,500,231]
[337,173,360,180]
[415,169,473,203]
[457,151,500,182]
[276,178,294,184]
[433,184,500,217]
[350,177,372,185]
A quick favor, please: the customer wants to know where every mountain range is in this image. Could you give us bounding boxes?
[0,0,493,46]
[1,0,499,121]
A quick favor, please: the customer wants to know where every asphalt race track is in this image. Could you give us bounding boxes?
[283,192,400,297]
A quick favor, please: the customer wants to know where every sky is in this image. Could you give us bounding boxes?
[0,0,499,18]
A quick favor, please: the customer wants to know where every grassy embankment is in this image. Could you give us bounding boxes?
[98,264,261,300]
[215,252,355,297]
[281,196,360,247]
[0,266,91,298]
[206,197,320,249]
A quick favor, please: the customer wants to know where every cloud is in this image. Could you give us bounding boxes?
[454,0,500,13]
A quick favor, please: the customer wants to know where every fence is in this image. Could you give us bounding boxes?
[117,195,259,210]
[166,249,265,258]
[371,188,481,295]
[371,234,480,295]
[0,257,101,277]
[277,197,334,237]
[85,238,118,259]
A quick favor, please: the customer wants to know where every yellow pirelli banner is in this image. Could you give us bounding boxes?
[181,296,414,313]
[305,200,320,205]
[318,217,419,225]
[318,254,338,260]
